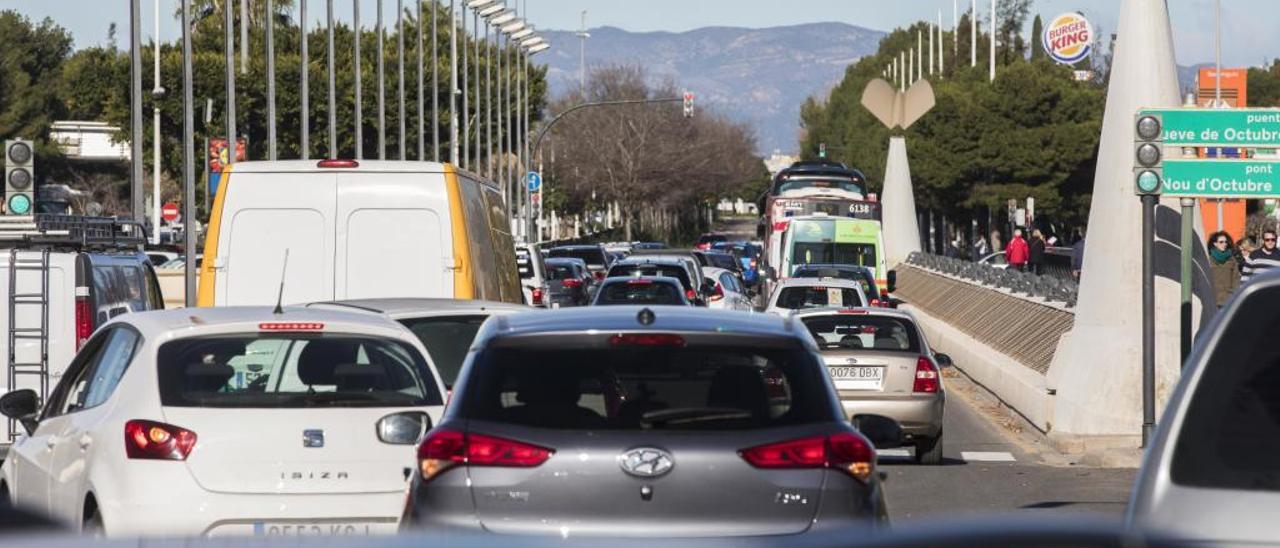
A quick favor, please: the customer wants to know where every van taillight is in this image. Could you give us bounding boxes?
[418,429,552,481]
[125,420,197,460]
[75,296,92,350]
[532,287,544,306]
[740,433,875,482]
[914,356,940,393]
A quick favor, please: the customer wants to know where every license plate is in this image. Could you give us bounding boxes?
[255,522,380,536]
[828,366,883,390]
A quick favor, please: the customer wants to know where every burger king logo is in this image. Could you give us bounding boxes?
[1043,12,1094,65]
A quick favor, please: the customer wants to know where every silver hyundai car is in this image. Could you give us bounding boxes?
[403,306,901,538]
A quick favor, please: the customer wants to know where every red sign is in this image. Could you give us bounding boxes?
[208,137,248,173]
[161,202,180,222]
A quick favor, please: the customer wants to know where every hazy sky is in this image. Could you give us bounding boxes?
[0,0,1270,67]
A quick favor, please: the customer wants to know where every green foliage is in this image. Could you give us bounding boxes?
[800,19,1104,227]
[1030,15,1045,61]
[1248,62,1280,107]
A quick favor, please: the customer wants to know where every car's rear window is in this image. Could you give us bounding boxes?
[548,247,606,268]
[596,281,687,306]
[157,335,443,408]
[775,286,864,310]
[547,264,578,280]
[802,315,920,352]
[793,268,876,295]
[1171,291,1280,491]
[705,254,739,271]
[608,264,692,289]
[399,315,488,387]
[460,344,833,430]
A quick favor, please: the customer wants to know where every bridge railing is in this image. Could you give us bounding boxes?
[903,252,1079,307]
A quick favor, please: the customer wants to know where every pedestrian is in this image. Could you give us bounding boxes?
[1028,229,1047,275]
[1071,229,1086,281]
[971,236,989,262]
[1005,228,1030,272]
[1207,231,1240,308]
[1242,229,1280,283]
[1237,236,1256,270]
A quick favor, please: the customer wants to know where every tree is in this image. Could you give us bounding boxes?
[1030,15,1045,61]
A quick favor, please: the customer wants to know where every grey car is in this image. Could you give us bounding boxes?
[1127,272,1280,544]
[404,306,901,537]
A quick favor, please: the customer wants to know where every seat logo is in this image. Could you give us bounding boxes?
[618,447,674,477]
[303,429,324,448]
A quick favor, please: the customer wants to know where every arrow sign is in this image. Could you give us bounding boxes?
[526,171,542,192]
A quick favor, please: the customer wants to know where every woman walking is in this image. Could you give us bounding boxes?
[1208,231,1240,308]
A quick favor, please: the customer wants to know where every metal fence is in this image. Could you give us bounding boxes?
[905,252,1079,307]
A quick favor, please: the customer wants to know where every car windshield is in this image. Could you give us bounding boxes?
[596,281,687,305]
[802,315,920,352]
[398,315,489,388]
[460,343,832,430]
[776,176,865,195]
[775,286,864,310]
[793,267,876,295]
[548,247,607,268]
[793,242,877,268]
[609,264,692,290]
[157,335,443,408]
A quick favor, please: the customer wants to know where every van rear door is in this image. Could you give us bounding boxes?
[334,171,450,300]
[218,171,336,306]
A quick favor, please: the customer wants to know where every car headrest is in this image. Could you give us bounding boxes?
[707,366,769,418]
[298,340,359,386]
[517,374,583,406]
[183,362,235,392]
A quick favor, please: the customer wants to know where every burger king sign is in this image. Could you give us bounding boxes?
[1043,12,1094,65]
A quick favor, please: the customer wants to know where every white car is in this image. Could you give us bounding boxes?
[514,244,551,308]
[764,277,868,316]
[308,298,531,389]
[0,306,447,537]
[702,266,755,312]
[978,251,1010,269]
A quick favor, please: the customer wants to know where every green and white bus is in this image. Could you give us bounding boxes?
[780,214,888,288]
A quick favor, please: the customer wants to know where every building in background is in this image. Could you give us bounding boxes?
[1196,68,1248,238]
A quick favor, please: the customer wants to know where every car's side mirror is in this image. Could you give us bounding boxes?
[851,413,903,449]
[886,270,897,293]
[935,353,953,368]
[0,389,40,436]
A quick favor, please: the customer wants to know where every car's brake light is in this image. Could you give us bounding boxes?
[125,420,197,461]
[75,293,92,350]
[259,322,325,331]
[709,283,725,302]
[418,429,552,481]
[609,333,685,347]
[562,279,582,288]
[595,271,606,281]
[531,287,544,306]
[627,278,654,285]
[913,356,940,393]
[685,289,697,301]
[740,433,874,482]
[869,299,882,307]
[317,159,359,168]
[838,309,868,315]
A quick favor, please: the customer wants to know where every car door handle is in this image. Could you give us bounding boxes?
[79,435,92,450]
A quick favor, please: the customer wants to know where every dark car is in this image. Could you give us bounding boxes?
[633,242,667,250]
[545,258,595,307]
[591,276,692,306]
[607,257,709,306]
[713,241,763,287]
[547,245,613,281]
[695,233,729,251]
[405,306,902,537]
[693,250,747,283]
[792,264,891,306]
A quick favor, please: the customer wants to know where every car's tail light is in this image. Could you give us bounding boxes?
[628,278,653,285]
[740,432,874,482]
[125,420,197,461]
[772,221,789,232]
[594,271,605,281]
[869,299,882,307]
[75,293,92,350]
[532,287,544,306]
[418,429,552,482]
[837,308,868,315]
[259,322,325,331]
[708,283,725,302]
[685,289,697,301]
[562,278,582,288]
[609,333,685,347]
[913,356,940,393]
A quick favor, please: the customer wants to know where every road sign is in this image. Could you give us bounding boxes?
[161,202,180,222]
[1139,108,1280,147]
[1160,159,1280,198]
[526,171,542,192]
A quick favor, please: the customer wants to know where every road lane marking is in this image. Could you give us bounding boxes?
[960,451,1017,462]
[878,449,912,458]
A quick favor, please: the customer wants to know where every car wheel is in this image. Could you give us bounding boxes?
[83,503,104,537]
[915,432,943,465]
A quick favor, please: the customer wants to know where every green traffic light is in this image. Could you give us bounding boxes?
[1136,171,1161,194]
[8,194,32,215]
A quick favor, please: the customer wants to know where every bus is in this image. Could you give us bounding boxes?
[779,214,888,289]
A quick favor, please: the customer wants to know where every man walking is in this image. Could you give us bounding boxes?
[1006,228,1030,272]
[1242,229,1280,283]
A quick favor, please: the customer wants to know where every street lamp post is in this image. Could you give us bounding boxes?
[301,0,309,159]
[450,0,459,165]
[152,0,163,244]
[377,0,386,159]
[354,0,363,159]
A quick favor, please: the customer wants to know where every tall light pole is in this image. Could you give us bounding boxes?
[267,0,278,160]
[327,0,337,159]
[989,0,996,82]
[417,0,425,160]
[224,0,236,166]
[953,0,958,56]
[450,0,459,165]
[970,0,977,68]
[181,0,196,304]
[432,0,440,161]
[240,0,248,74]
[928,21,934,75]
[461,6,469,169]
[938,10,944,76]
[151,0,162,244]
[484,17,493,178]
[377,0,386,159]
[353,0,362,159]
[473,9,481,169]
[130,0,143,223]
[301,0,309,159]
[576,10,589,89]
[398,0,407,160]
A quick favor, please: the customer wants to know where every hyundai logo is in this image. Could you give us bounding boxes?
[618,447,674,477]
[303,429,325,448]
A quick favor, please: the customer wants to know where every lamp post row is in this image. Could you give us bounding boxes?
[139,0,550,267]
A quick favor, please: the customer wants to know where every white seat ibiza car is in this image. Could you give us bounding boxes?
[0,306,446,537]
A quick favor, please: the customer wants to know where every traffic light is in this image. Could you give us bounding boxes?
[682,91,695,118]
[1133,114,1163,196]
[4,139,35,215]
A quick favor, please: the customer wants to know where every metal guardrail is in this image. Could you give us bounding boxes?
[904,252,1079,307]
[894,264,1075,375]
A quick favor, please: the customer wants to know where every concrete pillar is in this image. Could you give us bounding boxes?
[880,136,922,266]
[1046,0,1213,444]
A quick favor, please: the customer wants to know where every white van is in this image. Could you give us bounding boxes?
[196,160,521,307]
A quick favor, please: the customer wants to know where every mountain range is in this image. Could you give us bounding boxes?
[538,23,886,155]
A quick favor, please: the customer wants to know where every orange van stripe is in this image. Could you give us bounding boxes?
[195,165,234,307]
[444,165,475,299]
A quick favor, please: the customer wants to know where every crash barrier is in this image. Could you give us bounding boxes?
[905,252,1078,307]
[894,263,1074,375]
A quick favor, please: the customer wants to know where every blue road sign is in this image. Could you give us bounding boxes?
[526,171,542,192]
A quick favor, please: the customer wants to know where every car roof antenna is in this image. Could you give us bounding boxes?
[273,248,290,315]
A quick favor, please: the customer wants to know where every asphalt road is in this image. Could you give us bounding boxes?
[878,387,1136,523]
